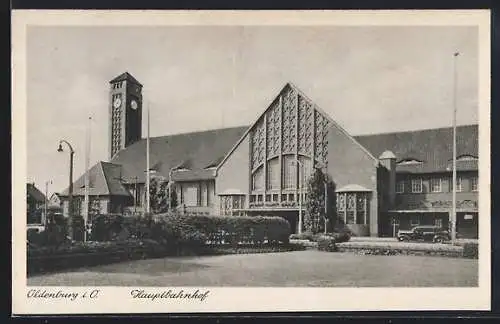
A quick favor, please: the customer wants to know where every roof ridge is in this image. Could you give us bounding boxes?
[136,125,249,142]
[353,123,478,137]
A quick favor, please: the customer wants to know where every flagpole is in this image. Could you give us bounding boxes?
[84,116,91,242]
[146,100,151,216]
[451,51,459,244]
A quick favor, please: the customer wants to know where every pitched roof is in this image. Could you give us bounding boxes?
[354,124,478,174]
[60,161,131,197]
[110,126,248,183]
[27,183,46,202]
[109,72,142,86]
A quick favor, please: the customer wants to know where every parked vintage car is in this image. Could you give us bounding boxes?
[397,226,451,243]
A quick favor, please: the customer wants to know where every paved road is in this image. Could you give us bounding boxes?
[28,250,478,287]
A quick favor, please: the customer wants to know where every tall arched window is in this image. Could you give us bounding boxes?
[282,155,296,190]
[266,158,280,190]
[252,166,264,191]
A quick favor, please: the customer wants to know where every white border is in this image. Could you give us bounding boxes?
[12,10,491,314]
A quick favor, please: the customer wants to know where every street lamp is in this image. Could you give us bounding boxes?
[58,140,75,240]
[292,159,304,235]
[451,51,460,244]
[167,167,176,212]
[44,180,52,228]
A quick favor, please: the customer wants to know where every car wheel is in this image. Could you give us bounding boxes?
[434,237,443,244]
[398,236,409,242]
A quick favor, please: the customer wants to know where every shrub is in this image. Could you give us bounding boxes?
[332,231,351,243]
[290,232,314,241]
[463,242,479,259]
[27,222,69,247]
[91,214,137,241]
[317,236,337,252]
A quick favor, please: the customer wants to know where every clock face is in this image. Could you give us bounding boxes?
[130,100,138,110]
[113,98,122,108]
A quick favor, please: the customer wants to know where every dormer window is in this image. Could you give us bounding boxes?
[456,154,478,161]
[398,158,423,166]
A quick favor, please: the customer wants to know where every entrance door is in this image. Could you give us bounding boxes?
[391,216,400,237]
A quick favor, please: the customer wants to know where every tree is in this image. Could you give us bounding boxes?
[305,169,326,234]
[168,187,178,210]
[149,176,168,213]
[305,168,336,234]
[149,176,179,213]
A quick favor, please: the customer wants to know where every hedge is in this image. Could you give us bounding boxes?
[317,236,336,252]
[27,239,167,275]
[462,242,479,259]
[290,231,351,243]
[153,213,291,246]
[89,213,291,246]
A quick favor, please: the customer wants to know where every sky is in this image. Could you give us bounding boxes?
[26,25,479,195]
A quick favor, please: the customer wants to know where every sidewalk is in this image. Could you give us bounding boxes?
[350,236,478,245]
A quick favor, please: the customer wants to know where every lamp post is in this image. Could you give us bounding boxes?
[451,51,460,244]
[58,140,75,240]
[167,167,175,212]
[293,159,304,235]
[44,180,52,228]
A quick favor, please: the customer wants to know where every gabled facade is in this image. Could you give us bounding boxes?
[216,83,380,236]
[59,72,479,238]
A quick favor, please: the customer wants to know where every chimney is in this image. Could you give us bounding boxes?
[379,150,397,208]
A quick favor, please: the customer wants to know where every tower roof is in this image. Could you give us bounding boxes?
[109,72,142,86]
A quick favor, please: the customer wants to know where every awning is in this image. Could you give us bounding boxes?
[218,189,246,195]
[336,184,372,193]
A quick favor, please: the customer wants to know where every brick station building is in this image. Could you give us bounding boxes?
[59,72,479,238]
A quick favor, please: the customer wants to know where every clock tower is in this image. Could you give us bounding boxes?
[109,72,143,159]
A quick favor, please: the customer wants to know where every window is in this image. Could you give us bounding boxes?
[471,176,478,191]
[455,177,463,192]
[266,158,280,190]
[298,156,312,184]
[336,192,370,225]
[282,156,296,189]
[396,180,405,193]
[346,193,355,224]
[252,167,264,191]
[219,195,245,216]
[183,184,198,206]
[356,194,367,224]
[410,215,420,227]
[411,178,423,193]
[430,178,442,193]
[435,218,443,228]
